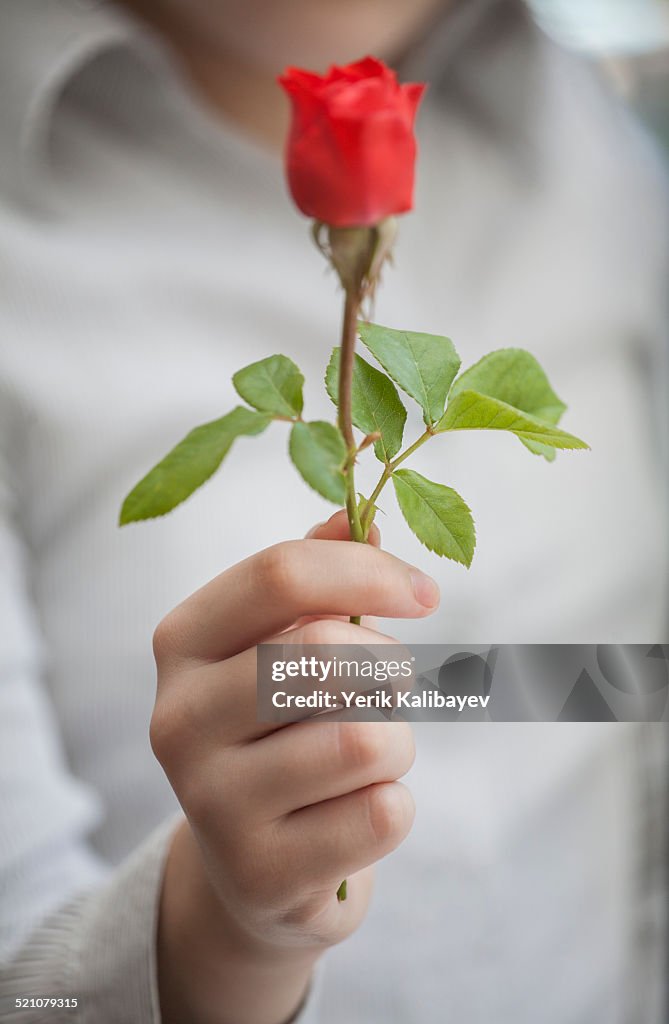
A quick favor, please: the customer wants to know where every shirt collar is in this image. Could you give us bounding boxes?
[0,0,152,203]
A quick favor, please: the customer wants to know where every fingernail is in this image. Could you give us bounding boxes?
[305,521,326,539]
[410,570,440,609]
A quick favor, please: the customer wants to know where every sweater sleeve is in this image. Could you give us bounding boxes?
[0,819,177,1023]
[0,813,323,1024]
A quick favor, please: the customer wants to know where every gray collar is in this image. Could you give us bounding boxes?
[0,0,154,200]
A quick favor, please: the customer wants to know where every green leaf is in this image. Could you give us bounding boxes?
[358,321,460,425]
[357,492,382,525]
[436,391,589,449]
[449,348,566,419]
[444,348,579,459]
[289,421,347,504]
[521,439,557,462]
[392,469,476,567]
[120,407,271,524]
[325,349,406,462]
[233,354,304,418]
[358,492,381,515]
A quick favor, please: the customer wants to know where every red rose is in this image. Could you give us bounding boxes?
[278,57,425,228]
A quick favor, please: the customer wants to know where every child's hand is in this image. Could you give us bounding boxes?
[151,510,439,1024]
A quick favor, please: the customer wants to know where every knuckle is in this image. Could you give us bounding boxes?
[152,612,185,664]
[366,783,415,849]
[256,541,305,604]
[338,722,386,773]
[149,684,212,782]
[296,618,351,647]
[149,696,181,765]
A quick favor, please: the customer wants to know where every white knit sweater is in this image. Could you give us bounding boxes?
[0,1,667,1021]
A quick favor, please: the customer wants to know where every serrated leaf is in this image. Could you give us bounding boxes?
[449,348,566,419]
[120,407,271,524]
[289,421,347,504]
[358,321,460,425]
[233,354,304,417]
[436,390,588,449]
[357,493,383,527]
[325,349,406,462]
[393,469,476,567]
[446,348,575,460]
[357,492,381,516]
[521,439,556,461]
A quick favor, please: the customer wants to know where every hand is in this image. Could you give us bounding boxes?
[151,510,440,1024]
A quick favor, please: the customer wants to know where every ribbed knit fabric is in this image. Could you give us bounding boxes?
[0,819,175,1022]
[0,2,667,1022]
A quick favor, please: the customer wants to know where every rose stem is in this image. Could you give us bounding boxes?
[336,286,365,906]
[338,285,365,625]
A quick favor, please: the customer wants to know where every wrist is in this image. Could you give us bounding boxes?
[158,821,319,1024]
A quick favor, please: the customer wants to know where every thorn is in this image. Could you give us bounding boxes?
[358,431,382,451]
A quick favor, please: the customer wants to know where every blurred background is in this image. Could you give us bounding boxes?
[529,0,669,152]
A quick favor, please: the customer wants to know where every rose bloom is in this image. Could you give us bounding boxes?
[279,57,425,228]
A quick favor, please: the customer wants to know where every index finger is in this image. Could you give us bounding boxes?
[155,539,439,664]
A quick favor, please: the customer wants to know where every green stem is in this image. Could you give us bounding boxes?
[360,428,434,537]
[338,287,364,626]
[360,467,390,539]
[391,428,434,469]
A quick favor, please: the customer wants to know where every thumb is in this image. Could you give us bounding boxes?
[304,508,381,547]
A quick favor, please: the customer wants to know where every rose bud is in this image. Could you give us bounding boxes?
[278,56,426,229]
